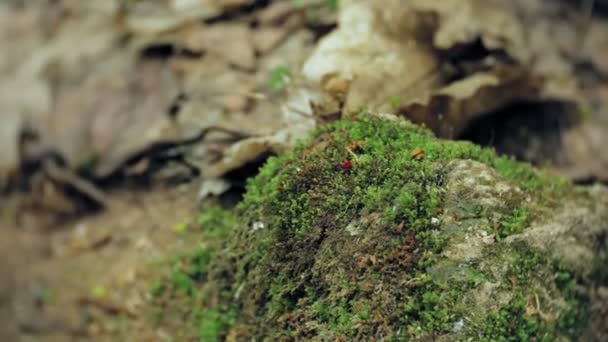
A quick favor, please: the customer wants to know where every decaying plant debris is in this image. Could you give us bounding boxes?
[0,0,607,341]
[1,0,608,205]
[151,114,608,341]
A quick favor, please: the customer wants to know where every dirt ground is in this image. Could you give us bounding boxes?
[0,184,214,341]
[1,0,608,340]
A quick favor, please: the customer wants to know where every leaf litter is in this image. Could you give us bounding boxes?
[0,0,606,204]
[0,1,607,338]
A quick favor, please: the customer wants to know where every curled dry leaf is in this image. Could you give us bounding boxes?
[3,0,606,202]
[303,0,588,141]
[410,148,425,161]
[253,27,291,54]
[173,54,281,142]
[257,1,295,25]
[408,0,529,62]
[125,2,222,34]
[40,59,180,179]
[0,6,120,187]
[126,0,256,35]
[302,0,439,115]
[200,24,256,71]
[513,0,608,76]
[208,86,319,178]
[322,75,351,97]
[178,29,317,184]
[403,69,542,138]
[303,0,542,135]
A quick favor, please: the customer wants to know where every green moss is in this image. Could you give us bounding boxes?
[482,292,551,341]
[149,279,165,299]
[478,245,551,340]
[505,244,543,286]
[311,299,355,333]
[152,116,582,340]
[553,265,591,338]
[167,246,213,296]
[197,307,239,342]
[268,277,298,314]
[500,206,529,236]
[150,205,239,340]
[473,243,593,340]
[242,117,571,338]
[465,270,485,287]
[197,206,237,239]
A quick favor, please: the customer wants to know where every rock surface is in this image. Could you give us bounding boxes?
[152,115,608,341]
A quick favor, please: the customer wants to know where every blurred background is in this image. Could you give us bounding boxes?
[0,0,606,340]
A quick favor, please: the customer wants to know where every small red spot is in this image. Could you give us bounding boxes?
[341,160,353,170]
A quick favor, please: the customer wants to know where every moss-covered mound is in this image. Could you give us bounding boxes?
[152,115,608,341]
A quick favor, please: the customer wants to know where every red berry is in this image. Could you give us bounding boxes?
[341,160,353,170]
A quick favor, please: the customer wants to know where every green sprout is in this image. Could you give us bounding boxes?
[268,66,292,92]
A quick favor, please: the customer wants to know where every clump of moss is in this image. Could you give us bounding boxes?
[149,204,239,341]
[152,115,593,340]
[471,242,593,341]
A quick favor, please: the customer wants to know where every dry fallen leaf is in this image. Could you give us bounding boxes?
[302,1,439,114]
[2,0,607,206]
[402,69,542,138]
[126,2,222,34]
[303,0,588,141]
[200,23,256,71]
[409,0,529,62]
[322,75,351,97]
[39,58,180,179]
[253,27,291,54]
[410,148,425,161]
[257,1,295,25]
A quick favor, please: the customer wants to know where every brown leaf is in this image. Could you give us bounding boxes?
[41,59,180,179]
[201,24,256,70]
[409,0,528,61]
[302,1,440,114]
[322,75,351,97]
[253,27,290,54]
[402,69,542,138]
[257,1,295,25]
[126,2,222,34]
[410,148,425,160]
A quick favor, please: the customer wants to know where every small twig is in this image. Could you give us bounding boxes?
[345,147,359,161]
[533,292,552,322]
[43,159,109,207]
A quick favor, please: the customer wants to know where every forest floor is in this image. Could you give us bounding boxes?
[1,0,607,340]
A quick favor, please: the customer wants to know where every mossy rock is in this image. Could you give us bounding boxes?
[153,114,608,341]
